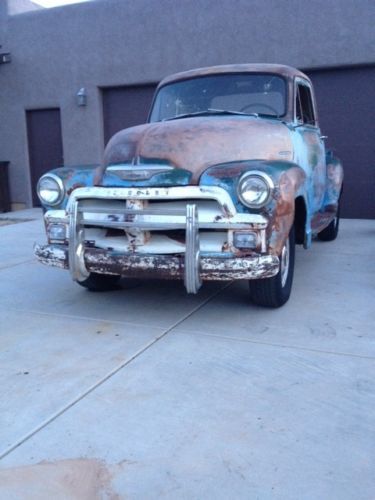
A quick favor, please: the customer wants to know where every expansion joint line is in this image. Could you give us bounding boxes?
[0,283,231,461]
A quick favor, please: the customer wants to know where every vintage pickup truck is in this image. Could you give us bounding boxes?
[35,64,343,307]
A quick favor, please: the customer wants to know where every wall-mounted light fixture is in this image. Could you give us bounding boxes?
[76,87,87,106]
[0,53,11,64]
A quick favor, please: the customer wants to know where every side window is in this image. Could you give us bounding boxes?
[296,83,316,125]
[296,87,303,122]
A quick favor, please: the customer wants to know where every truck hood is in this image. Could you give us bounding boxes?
[101,116,293,184]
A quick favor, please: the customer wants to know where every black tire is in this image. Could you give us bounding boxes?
[317,202,340,242]
[248,226,295,308]
[77,272,121,291]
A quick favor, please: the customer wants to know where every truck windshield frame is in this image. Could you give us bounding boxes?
[149,73,287,122]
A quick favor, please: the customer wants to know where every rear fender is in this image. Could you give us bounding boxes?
[323,152,344,209]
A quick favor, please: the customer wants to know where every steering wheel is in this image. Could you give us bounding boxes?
[240,103,279,115]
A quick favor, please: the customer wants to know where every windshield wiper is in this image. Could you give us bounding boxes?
[209,109,282,120]
[162,108,259,121]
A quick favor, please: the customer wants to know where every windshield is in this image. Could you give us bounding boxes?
[149,73,286,122]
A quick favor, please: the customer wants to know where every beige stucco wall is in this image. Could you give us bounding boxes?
[0,0,374,207]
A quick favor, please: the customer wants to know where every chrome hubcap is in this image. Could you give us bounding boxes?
[280,238,290,288]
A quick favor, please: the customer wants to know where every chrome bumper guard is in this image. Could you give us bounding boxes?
[69,199,204,293]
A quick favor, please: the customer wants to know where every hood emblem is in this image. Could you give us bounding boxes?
[107,163,174,181]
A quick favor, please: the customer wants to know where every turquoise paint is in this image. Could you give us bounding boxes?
[291,127,326,216]
[40,165,99,210]
[39,165,192,210]
[200,159,304,213]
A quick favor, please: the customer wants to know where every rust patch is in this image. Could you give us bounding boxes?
[102,118,293,184]
[67,183,85,196]
[93,165,103,186]
[221,240,231,253]
[209,164,247,179]
[221,203,232,218]
[84,249,279,281]
[268,166,305,255]
[34,244,68,269]
[311,204,338,232]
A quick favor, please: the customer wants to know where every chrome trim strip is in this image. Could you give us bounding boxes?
[107,164,174,180]
[82,219,263,231]
[78,206,186,216]
[107,165,174,171]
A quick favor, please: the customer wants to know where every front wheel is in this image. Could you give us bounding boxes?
[248,226,295,308]
[77,272,121,291]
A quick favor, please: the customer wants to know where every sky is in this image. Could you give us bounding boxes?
[33,0,91,7]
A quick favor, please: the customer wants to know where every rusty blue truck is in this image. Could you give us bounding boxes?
[35,64,343,307]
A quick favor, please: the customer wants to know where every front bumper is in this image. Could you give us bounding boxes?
[36,185,279,293]
[35,243,279,282]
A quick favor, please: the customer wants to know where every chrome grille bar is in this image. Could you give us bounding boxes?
[78,206,186,216]
[81,219,258,230]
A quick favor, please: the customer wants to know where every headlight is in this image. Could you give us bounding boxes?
[37,174,64,206]
[237,171,274,208]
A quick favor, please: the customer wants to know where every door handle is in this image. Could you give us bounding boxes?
[320,135,328,140]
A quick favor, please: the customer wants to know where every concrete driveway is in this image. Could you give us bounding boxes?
[0,210,374,499]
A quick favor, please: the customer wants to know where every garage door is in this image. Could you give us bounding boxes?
[307,66,375,219]
[102,85,157,146]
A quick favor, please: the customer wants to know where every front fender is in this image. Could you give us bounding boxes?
[200,160,307,255]
[39,165,102,210]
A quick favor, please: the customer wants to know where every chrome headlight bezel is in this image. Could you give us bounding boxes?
[237,170,275,209]
[37,173,65,206]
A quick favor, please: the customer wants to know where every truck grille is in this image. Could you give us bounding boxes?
[78,198,230,254]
